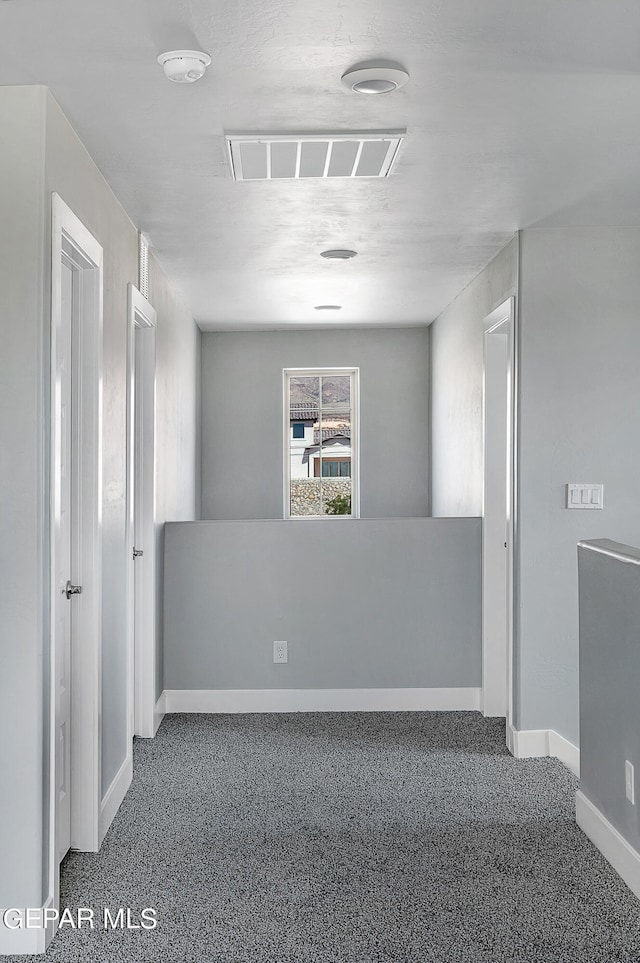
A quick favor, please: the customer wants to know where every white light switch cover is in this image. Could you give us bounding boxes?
[566,483,603,509]
[626,760,635,805]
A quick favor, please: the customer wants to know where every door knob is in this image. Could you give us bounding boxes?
[65,580,82,599]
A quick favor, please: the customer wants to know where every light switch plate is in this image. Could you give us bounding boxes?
[566,483,603,509]
[626,760,635,805]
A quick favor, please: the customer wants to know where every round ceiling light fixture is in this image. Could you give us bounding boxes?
[341,61,409,95]
[320,249,358,260]
[157,50,211,84]
[314,305,342,311]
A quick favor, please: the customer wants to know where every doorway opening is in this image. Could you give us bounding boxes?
[126,284,158,738]
[482,297,516,730]
[49,194,103,926]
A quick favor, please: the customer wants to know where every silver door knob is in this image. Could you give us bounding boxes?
[133,548,144,559]
[65,580,82,599]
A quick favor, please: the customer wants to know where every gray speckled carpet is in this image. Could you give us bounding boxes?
[12,712,640,962]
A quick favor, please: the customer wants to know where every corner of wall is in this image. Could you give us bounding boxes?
[427,322,433,517]
[0,81,51,915]
[196,323,203,521]
[430,236,518,517]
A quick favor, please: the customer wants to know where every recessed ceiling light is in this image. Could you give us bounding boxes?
[320,250,358,260]
[157,50,211,84]
[341,62,410,95]
[314,305,342,311]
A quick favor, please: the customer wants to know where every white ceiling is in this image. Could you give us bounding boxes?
[3,0,640,329]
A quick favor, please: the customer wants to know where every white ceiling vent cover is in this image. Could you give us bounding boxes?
[225,131,405,181]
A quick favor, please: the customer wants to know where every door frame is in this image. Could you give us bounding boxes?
[126,284,158,738]
[482,296,516,730]
[48,194,103,916]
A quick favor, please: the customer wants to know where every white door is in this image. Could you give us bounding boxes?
[133,327,145,720]
[54,254,77,861]
[482,325,509,717]
[127,285,157,739]
[482,296,515,725]
[50,195,103,924]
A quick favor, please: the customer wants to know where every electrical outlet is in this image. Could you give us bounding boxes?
[273,641,288,664]
[625,760,635,804]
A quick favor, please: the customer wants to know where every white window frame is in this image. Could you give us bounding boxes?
[283,367,360,519]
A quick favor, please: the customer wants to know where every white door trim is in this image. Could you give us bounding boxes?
[49,194,103,915]
[126,284,158,738]
[482,295,516,727]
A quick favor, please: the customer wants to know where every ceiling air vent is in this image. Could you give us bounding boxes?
[225,131,405,181]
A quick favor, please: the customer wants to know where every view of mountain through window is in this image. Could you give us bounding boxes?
[285,369,357,517]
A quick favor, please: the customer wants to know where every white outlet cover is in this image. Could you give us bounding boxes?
[273,641,288,664]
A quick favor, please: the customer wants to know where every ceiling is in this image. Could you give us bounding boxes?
[3,0,640,329]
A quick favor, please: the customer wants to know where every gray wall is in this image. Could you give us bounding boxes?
[430,236,518,516]
[164,518,481,690]
[201,328,430,519]
[431,227,640,747]
[149,255,202,699]
[517,227,640,743]
[0,87,201,914]
[0,86,48,911]
[578,540,640,851]
[44,90,202,786]
[44,90,139,800]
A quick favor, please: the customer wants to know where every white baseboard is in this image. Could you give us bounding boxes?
[576,790,640,901]
[508,723,580,776]
[0,895,54,955]
[153,691,166,735]
[99,751,133,843]
[548,729,580,775]
[509,725,548,759]
[163,687,482,714]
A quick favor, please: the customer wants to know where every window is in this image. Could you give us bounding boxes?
[284,368,359,518]
[315,458,351,477]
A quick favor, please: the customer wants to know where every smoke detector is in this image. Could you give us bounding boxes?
[157,50,211,84]
[341,61,409,95]
[314,305,342,311]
